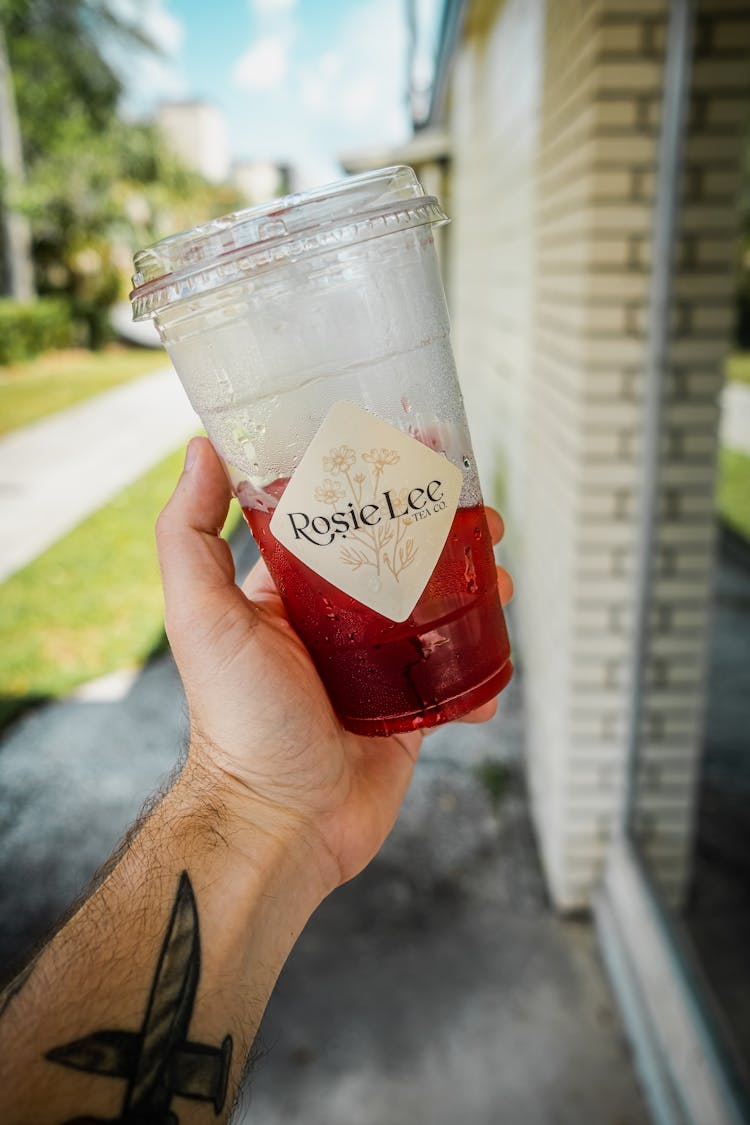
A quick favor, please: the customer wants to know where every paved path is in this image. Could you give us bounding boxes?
[0,640,646,1124]
[0,367,198,583]
[721,382,750,455]
[110,300,162,349]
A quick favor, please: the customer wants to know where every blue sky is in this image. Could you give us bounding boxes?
[110,0,441,185]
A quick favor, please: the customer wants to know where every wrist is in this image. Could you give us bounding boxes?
[170,744,338,908]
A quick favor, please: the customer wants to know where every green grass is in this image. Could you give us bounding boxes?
[0,448,242,730]
[726,353,750,387]
[0,345,168,436]
[717,448,750,542]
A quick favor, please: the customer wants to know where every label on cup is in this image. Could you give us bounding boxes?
[270,401,463,622]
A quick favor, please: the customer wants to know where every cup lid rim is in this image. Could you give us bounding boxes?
[129,165,448,321]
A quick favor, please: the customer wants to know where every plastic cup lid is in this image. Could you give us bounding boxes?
[129,165,448,321]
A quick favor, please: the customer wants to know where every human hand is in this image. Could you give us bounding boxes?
[156,437,513,897]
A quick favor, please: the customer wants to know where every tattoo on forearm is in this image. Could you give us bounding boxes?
[46,871,233,1123]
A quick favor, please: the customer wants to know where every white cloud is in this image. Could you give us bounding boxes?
[341,76,379,124]
[109,0,184,54]
[296,0,410,150]
[232,33,291,90]
[143,2,184,55]
[228,0,411,185]
[133,56,188,104]
[103,0,188,109]
[299,51,341,111]
[251,0,296,13]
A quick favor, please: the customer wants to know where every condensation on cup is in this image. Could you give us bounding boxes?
[130,166,512,736]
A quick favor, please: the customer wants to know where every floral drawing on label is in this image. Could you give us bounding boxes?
[314,445,419,584]
[269,402,464,622]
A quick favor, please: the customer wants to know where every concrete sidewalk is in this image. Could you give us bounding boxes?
[0,366,197,583]
[242,745,648,1125]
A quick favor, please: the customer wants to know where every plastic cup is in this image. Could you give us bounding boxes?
[131,166,511,736]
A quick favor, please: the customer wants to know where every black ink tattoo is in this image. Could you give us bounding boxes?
[46,871,232,1123]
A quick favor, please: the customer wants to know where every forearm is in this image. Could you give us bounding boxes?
[0,753,329,1124]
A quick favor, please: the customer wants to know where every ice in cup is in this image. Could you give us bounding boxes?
[130,166,512,736]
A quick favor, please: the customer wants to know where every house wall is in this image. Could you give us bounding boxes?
[448,0,749,908]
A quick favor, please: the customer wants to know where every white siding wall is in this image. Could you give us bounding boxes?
[448,0,750,908]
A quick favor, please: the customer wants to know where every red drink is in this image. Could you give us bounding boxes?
[245,484,512,736]
[132,168,513,735]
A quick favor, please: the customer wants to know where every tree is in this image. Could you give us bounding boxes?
[0,21,33,298]
[0,0,242,344]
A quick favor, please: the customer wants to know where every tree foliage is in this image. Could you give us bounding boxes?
[0,0,241,345]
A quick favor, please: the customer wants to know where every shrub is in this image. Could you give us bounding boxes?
[0,298,74,365]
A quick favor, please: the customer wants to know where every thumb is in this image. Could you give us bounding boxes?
[155,437,239,638]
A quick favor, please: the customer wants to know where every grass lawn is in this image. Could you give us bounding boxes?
[717,448,750,542]
[0,345,168,436]
[726,353,750,387]
[0,448,243,730]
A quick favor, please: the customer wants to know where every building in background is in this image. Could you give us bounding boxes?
[156,100,231,185]
[232,160,290,205]
[344,0,750,1119]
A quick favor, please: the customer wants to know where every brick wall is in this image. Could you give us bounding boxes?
[448,0,750,908]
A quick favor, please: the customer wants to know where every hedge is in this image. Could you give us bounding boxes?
[0,298,74,365]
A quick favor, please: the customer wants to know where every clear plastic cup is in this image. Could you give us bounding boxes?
[131,165,512,736]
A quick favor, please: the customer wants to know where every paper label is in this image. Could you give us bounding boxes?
[269,401,463,622]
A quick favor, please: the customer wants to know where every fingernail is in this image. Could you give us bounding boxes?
[184,439,198,472]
